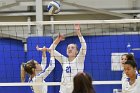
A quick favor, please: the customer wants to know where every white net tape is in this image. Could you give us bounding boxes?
[0,19,140,25]
[0,81,121,86]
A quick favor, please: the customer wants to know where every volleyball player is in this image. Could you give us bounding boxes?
[136,81,140,93]
[120,54,135,69]
[72,72,96,93]
[120,53,139,92]
[120,53,138,77]
[49,24,87,93]
[20,45,55,93]
[122,60,140,93]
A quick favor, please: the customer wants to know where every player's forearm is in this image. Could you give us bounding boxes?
[77,29,82,37]
[49,43,63,63]
[41,57,47,70]
[78,36,85,43]
[39,58,55,79]
[49,43,57,50]
[79,36,87,50]
[53,36,61,45]
[49,35,62,51]
[42,51,46,58]
[76,26,86,49]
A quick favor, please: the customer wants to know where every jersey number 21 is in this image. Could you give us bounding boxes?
[66,66,71,73]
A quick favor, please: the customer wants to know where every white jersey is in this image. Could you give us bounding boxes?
[52,36,87,93]
[29,57,55,93]
[122,73,140,93]
[135,79,140,93]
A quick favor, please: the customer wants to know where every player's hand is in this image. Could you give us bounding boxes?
[74,24,80,30]
[53,33,65,45]
[36,45,49,52]
[58,33,65,41]
[74,24,82,36]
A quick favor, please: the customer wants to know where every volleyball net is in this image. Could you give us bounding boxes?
[0,19,140,93]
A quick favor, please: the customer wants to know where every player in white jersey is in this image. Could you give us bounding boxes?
[49,24,87,93]
[120,54,135,69]
[20,45,55,93]
[135,80,140,93]
[122,60,140,93]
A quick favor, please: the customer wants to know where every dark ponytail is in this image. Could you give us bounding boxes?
[23,60,36,75]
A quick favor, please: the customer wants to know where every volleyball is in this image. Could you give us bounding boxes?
[47,1,60,15]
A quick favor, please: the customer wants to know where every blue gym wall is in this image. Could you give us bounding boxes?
[0,38,25,93]
[0,35,140,93]
[50,35,140,93]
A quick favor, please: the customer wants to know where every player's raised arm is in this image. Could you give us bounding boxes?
[75,24,87,56]
[49,34,66,63]
[36,45,48,70]
[75,24,82,37]
[36,48,55,80]
[36,45,47,58]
